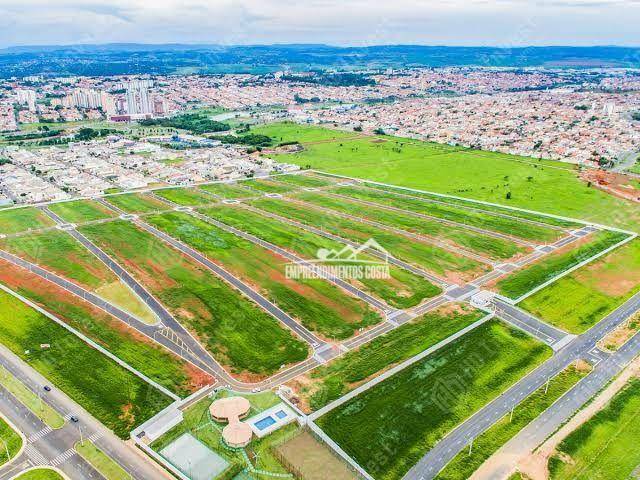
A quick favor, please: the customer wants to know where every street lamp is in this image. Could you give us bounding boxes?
[0,436,10,461]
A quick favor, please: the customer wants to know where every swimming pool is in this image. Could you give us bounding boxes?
[275,410,287,419]
[254,416,277,431]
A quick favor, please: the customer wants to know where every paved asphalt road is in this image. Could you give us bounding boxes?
[404,290,640,480]
[0,344,165,480]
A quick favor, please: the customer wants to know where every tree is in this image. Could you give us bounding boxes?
[506,192,512,200]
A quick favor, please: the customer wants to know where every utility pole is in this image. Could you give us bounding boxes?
[545,377,550,395]
[468,438,473,455]
[0,437,9,461]
[510,405,515,422]
[78,425,84,447]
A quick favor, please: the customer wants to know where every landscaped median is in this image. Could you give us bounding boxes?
[0,415,22,467]
[75,441,132,480]
[434,362,590,480]
[315,320,552,480]
[12,468,66,480]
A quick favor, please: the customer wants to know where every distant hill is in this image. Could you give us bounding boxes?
[0,44,638,77]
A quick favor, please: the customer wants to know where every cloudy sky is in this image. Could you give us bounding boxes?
[0,0,638,48]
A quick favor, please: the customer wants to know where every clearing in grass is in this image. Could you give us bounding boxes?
[316,320,552,480]
[47,199,116,224]
[199,204,441,309]
[0,288,172,438]
[0,230,157,324]
[250,197,489,282]
[520,238,640,333]
[252,122,640,233]
[0,207,55,235]
[292,190,525,260]
[79,220,308,378]
[104,193,167,214]
[145,211,382,340]
[435,363,589,480]
[0,259,210,396]
[548,377,640,480]
[153,187,213,206]
[289,303,485,412]
[497,230,629,300]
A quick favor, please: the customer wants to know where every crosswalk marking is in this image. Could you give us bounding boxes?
[88,431,102,442]
[28,426,53,443]
[24,444,48,466]
[50,448,76,467]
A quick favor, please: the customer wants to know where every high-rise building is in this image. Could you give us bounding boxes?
[16,89,37,112]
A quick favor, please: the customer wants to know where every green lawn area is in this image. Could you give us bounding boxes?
[145,211,381,339]
[0,416,22,466]
[0,289,171,438]
[252,122,640,232]
[298,304,485,411]
[104,193,167,214]
[79,220,308,377]
[153,187,214,206]
[198,182,255,199]
[549,378,640,480]
[199,204,441,309]
[292,190,524,260]
[47,200,116,224]
[520,238,640,333]
[332,185,562,242]
[251,197,488,281]
[0,207,55,235]
[316,320,552,480]
[13,469,65,480]
[436,364,588,480]
[497,230,629,300]
[75,441,131,480]
[272,173,334,188]
[243,178,296,194]
[0,368,65,428]
[0,230,157,324]
[0,262,202,396]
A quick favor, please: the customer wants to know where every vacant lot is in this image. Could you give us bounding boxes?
[436,364,588,480]
[48,199,116,224]
[199,204,441,309]
[242,178,296,194]
[252,122,640,232]
[104,192,167,214]
[0,259,208,396]
[497,230,629,300]
[316,320,551,480]
[272,173,334,188]
[293,190,524,260]
[0,288,172,438]
[291,303,485,412]
[549,377,640,480]
[332,185,562,243]
[153,187,213,206]
[198,182,254,199]
[146,211,381,339]
[0,416,22,466]
[251,197,488,283]
[80,220,308,378]
[520,239,640,333]
[0,230,156,324]
[0,207,55,235]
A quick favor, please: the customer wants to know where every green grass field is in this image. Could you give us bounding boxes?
[0,416,22,466]
[549,378,640,480]
[199,204,441,308]
[198,182,254,199]
[79,220,308,377]
[13,469,65,480]
[292,190,524,260]
[520,239,640,333]
[104,193,167,214]
[0,230,156,324]
[272,173,334,188]
[145,211,382,339]
[47,200,116,224]
[0,260,203,396]
[299,304,485,411]
[436,364,588,480]
[243,178,296,194]
[332,185,562,242]
[252,122,640,232]
[316,320,551,480]
[251,197,488,281]
[0,288,171,438]
[0,207,55,235]
[153,187,214,206]
[497,230,629,300]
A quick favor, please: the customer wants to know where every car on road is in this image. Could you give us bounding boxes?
[70,416,79,423]
[43,385,51,392]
